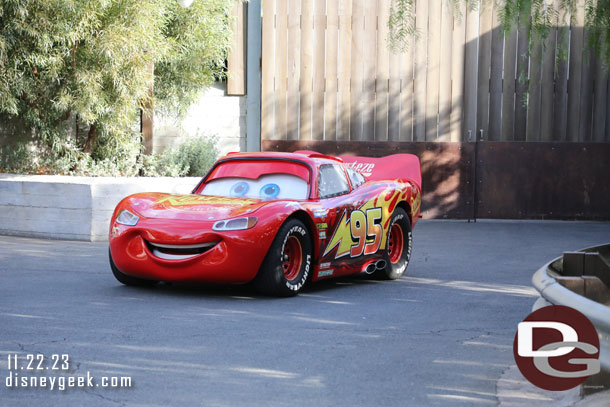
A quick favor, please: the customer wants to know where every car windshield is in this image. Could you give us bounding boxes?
[200,160,310,200]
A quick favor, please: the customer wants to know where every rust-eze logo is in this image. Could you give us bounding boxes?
[513,305,600,391]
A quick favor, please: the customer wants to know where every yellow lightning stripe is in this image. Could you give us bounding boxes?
[323,209,353,258]
[155,195,259,207]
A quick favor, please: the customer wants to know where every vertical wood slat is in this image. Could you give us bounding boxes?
[362,0,377,140]
[287,0,301,140]
[579,37,594,141]
[300,0,313,140]
[437,0,453,141]
[540,0,559,142]
[350,0,364,141]
[388,37,401,141]
[526,41,542,141]
[488,5,503,141]
[553,3,570,141]
[312,0,326,140]
[501,26,517,141]
[261,0,275,140]
[337,0,352,140]
[463,2,479,141]
[514,9,529,141]
[399,25,414,141]
[274,0,288,140]
[476,1,492,140]
[413,0,428,141]
[593,55,608,141]
[375,0,390,141]
[567,1,585,141]
[228,1,247,96]
[450,0,467,142]
[324,0,339,140]
[425,0,441,141]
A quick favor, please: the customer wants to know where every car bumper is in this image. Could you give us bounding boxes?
[109,219,274,284]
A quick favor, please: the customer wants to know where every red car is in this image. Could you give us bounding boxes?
[108,151,422,296]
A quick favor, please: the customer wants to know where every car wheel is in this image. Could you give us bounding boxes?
[376,207,412,280]
[254,218,312,297]
[109,248,158,287]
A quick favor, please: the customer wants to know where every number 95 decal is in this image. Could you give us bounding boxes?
[323,208,384,259]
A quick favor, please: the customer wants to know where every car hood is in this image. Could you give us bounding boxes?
[124,193,269,221]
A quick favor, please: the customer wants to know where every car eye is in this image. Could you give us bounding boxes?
[230,181,249,197]
[259,183,280,199]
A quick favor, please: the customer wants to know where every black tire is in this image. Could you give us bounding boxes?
[109,248,158,287]
[376,207,412,280]
[253,218,313,297]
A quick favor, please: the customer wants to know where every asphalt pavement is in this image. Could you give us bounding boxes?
[1,220,609,406]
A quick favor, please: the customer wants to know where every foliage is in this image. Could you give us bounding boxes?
[0,133,219,177]
[388,0,610,66]
[0,0,234,157]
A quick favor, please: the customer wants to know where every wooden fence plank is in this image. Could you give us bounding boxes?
[488,4,503,141]
[579,37,594,141]
[425,0,441,141]
[540,0,558,142]
[376,0,390,141]
[312,0,326,140]
[501,25,517,141]
[337,0,352,140]
[553,3,570,141]
[299,0,313,140]
[476,1,492,140]
[274,0,288,140]
[567,1,585,141]
[388,39,401,141]
[450,0,467,142]
[324,0,338,140]
[228,1,247,96]
[350,0,364,140]
[362,0,377,140]
[514,8,529,141]
[287,0,301,140]
[526,41,542,141]
[261,0,276,140]
[437,0,453,141]
[593,56,608,142]
[413,0,428,141]
[399,27,414,141]
[463,1,479,141]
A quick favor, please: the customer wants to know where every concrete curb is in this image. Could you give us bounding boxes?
[0,174,200,241]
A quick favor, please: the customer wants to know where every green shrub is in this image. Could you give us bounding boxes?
[0,134,219,178]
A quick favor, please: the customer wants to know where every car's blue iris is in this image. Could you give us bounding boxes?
[230,181,249,197]
[260,183,280,199]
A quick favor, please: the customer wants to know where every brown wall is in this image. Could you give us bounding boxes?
[262,140,610,220]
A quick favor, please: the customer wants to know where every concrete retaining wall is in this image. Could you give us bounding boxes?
[0,174,200,241]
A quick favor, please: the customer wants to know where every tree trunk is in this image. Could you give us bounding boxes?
[83,124,97,153]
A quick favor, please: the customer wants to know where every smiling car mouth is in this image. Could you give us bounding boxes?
[145,241,219,260]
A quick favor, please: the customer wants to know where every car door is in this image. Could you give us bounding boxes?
[316,164,382,278]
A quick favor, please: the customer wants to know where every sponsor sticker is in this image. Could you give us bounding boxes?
[317,269,334,278]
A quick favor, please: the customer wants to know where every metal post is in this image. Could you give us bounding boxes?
[246,0,262,152]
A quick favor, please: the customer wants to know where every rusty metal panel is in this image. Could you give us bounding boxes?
[262,140,475,219]
[476,142,610,219]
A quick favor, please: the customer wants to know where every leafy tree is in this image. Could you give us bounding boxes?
[389,0,610,65]
[0,0,234,155]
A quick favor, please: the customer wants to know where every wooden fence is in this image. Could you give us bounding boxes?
[260,0,610,143]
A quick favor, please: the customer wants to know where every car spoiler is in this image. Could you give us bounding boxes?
[340,154,422,191]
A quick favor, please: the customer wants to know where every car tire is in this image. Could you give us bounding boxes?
[376,207,412,280]
[253,218,313,297]
[109,248,158,287]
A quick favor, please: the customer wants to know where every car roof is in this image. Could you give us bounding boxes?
[217,151,344,168]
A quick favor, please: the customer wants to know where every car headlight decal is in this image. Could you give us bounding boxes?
[212,217,257,231]
[116,209,140,226]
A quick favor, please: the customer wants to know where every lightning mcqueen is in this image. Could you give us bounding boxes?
[109,151,422,296]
